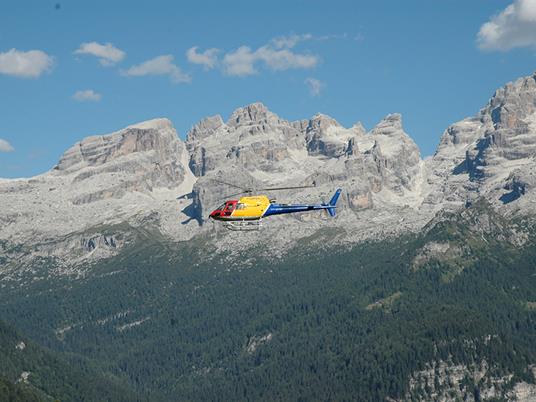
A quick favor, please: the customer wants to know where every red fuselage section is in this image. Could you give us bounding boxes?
[209,200,237,221]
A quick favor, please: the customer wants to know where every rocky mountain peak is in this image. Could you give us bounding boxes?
[485,72,536,128]
[371,113,403,135]
[359,114,422,194]
[55,118,182,173]
[304,113,347,157]
[368,113,420,161]
[50,118,190,200]
[185,102,307,178]
[0,117,196,264]
[351,122,367,136]
[227,102,281,127]
[307,113,342,133]
[435,117,483,156]
[52,118,190,207]
[425,71,536,211]
[127,118,174,131]
[186,115,225,149]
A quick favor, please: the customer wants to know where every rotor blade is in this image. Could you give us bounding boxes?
[222,191,247,199]
[256,185,317,192]
[216,185,314,199]
[216,190,253,201]
[211,179,247,191]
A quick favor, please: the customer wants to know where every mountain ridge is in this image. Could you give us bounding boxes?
[2,71,536,267]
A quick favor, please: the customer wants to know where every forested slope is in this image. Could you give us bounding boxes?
[0,201,535,401]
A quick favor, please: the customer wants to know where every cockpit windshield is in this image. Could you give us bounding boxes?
[223,202,236,212]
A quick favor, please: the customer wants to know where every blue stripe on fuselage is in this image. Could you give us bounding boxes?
[263,203,329,217]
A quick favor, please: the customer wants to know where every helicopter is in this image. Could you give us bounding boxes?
[208,180,342,231]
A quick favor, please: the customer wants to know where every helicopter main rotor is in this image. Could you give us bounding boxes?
[212,179,316,200]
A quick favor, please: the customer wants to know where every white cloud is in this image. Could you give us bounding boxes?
[257,46,318,71]
[122,55,191,83]
[478,0,536,50]
[0,49,54,78]
[186,46,219,70]
[318,33,349,41]
[519,0,536,21]
[305,78,324,96]
[0,139,14,153]
[272,33,352,48]
[72,89,102,102]
[223,44,319,77]
[75,42,126,66]
[271,34,313,49]
[222,46,258,76]
[211,33,355,77]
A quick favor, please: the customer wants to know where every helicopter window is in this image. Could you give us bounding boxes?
[223,202,236,212]
[236,203,246,210]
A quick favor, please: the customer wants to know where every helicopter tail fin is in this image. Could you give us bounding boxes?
[327,188,342,217]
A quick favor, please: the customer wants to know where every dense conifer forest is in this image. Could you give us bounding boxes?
[0,202,535,401]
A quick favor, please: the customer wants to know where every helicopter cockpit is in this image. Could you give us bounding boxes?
[222,201,237,216]
[210,200,238,219]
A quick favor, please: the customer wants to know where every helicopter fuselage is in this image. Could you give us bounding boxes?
[209,193,339,222]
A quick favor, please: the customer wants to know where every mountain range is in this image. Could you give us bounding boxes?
[3,71,536,268]
[1,72,536,401]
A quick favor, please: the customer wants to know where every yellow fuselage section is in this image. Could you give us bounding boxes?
[230,195,270,219]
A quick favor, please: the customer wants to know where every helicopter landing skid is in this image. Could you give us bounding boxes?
[222,219,262,231]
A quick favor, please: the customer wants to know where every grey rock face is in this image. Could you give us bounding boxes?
[368,114,421,193]
[403,359,531,402]
[4,71,536,268]
[185,103,307,179]
[185,103,425,224]
[187,114,225,145]
[0,118,197,267]
[57,119,186,190]
[304,113,344,157]
[227,102,282,127]
[425,72,536,211]
[477,73,536,162]
[500,171,528,204]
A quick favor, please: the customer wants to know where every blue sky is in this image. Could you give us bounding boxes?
[0,0,535,178]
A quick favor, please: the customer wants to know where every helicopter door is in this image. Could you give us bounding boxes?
[222,201,237,216]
